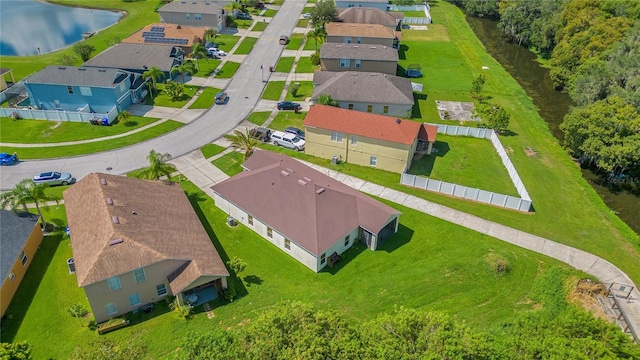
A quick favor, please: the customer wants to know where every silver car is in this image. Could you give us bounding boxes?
[33,171,73,186]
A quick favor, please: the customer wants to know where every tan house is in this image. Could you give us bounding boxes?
[320,43,398,75]
[312,71,414,117]
[212,151,400,272]
[338,7,404,31]
[0,210,43,318]
[64,173,229,323]
[303,105,438,173]
[122,23,207,55]
[158,0,226,32]
[325,22,400,49]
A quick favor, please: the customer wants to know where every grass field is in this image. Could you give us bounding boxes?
[268,112,306,131]
[144,83,198,108]
[304,36,323,51]
[246,111,271,126]
[297,19,310,28]
[262,9,278,17]
[295,57,318,73]
[252,21,268,31]
[213,34,242,53]
[285,81,313,101]
[211,151,245,176]
[234,37,258,55]
[0,116,159,143]
[286,34,304,50]
[188,87,223,109]
[192,59,222,77]
[201,143,226,159]
[215,61,241,79]
[275,57,295,72]
[0,121,183,159]
[262,81,285,100]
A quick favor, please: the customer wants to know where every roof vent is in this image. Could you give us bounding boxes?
[106,197,114,205]
[78,68,86,71]
[109,238,124,246]
[396,119,401,124]
[303,177,313,182]
[316,188,326,195]
[132,211,137,215]
[58,67,66,70]
[101,178,107,185]
[298,179,307,186]
[286,168,295,173]
[98,69,107,72]
[370,46,377,49]
[280,170,290,177]
[112,216,120,224]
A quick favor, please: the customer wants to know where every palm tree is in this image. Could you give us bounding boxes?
[225,128,260,160]
[116,110,131,124]
[306,26,326,52]
[143,66,164,97]
[137,150,177,180]
[0,179,60,225]
[204,28,218,44]
[190,43,208,70]
[171,61,196,83]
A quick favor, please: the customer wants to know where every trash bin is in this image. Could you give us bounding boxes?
[102,117,109,126]
[269,66,274,72]
[67,258,76,275]
[332,155,338,165]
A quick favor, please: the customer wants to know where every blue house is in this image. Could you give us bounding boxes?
[23,66,146,118]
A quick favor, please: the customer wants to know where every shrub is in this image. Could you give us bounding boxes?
[290,83,300,97]
[485,252,510,274]
[310,51,320,66]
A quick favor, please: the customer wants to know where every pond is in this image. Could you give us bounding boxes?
[0,0,123,56]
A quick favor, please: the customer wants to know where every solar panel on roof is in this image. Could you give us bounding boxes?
[150,26,165,32]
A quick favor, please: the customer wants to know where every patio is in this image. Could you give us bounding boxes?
[182,281,220,307]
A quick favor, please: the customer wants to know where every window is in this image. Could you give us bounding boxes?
[355,59,361,68]
[367,105,373,113]
[348,104,354,110]
[133,268,146,282]
[356,37,362,44]
[105,302,118,316]
[370,156,377,167]
[195,13,202,20]
[351,135,358,145]
[129,293,141,307]
[67,86,74,94]
[383,105,389,114]
[344,236,350,246]
[157,284,168,297]
[344,37,352,44]
[79,87,92,96]
[248,215,254,226]
[285,239,291,250]
[107,276,121,291]
[331,131,343,142]
[320,253,326,265]
[186,13,190,19]
[339,59,350,68]
[20,251,27,266]
[54,100,61,109]
[267,227,273,238]
[8,271,15,282]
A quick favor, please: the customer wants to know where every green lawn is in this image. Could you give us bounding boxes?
[268,111,306,131]
[144,83,197,108]
[285,34,304,50]
[262,81,285,101]
[303,36,323,51]
[234,36,258,54]
[0,116,160,144]
[295,57,319,73]
[232,19,254,29]
[302,6,314,13]
[0,121,183,159]
[201,143,227,159]
[211,151,245,176]
[262,9,278,17]
[43,184,72,201]
[285,81,314,101]
[252,21,268,31]
[408,134,518,196]
[402,11,428,17]
[213,34,241,53]
[296,19,310,28]
[215,61,241,79]
[275,57,295,73]
[192,59,222,77]
[246,111,271,126]
[188,87,223,109]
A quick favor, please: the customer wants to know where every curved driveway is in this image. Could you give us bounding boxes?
[0,0,306,188]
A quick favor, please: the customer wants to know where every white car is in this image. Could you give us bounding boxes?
[271,131,305,151]
[302,13,312,19]
[214,49,227,56]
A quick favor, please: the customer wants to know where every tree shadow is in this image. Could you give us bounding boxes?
[243,274,263,286]
[380,224,414,253]
[407,141,450,176]
[398,44,409,60]
[124,121,139,127]
[498,129,518,137]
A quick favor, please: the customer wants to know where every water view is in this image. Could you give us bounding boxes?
[0,0,122,56]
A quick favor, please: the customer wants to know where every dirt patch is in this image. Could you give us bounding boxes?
[568,279,609,321]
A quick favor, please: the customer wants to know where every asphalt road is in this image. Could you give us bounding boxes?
[0,0,306,190]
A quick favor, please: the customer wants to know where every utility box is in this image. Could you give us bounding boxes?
[227,216,237,226]
[331,155,339,165]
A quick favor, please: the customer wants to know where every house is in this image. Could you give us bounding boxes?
[335,0,389,11]
[320,43,398,75]
[303,104,438,173]
[158,0,226,32]
[312,71,414,116]
[211,151,400,272]
[122,23,207,55]
[0,210,43,318]
[23,66,147,116]
[325,22,400,49]
[338,7,404,31]
[63,173,229,323]
[83,43,185,81]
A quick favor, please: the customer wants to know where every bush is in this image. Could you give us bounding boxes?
[222,283,237,302]
[290,83,300,97]
[485,252,510,274]
[97,318,129,335]
[310,51,320,66]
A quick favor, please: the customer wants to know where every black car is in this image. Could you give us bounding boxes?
[277,101,301,111]
[237,12,253,20]
[285,127,305,139]
[215,92,228,105]
[250,127,272,142]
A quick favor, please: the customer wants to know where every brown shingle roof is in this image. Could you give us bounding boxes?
[212,151,399,256]
[304,104,421,145]
[320,43,398,61]
[64,173,228,291]
[83,43,181,73]
[123,23,207,47]
[312,71,414,105]
[326,22,396,39]
[338,7,401,28]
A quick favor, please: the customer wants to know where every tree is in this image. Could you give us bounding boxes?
[470,74,486,101]
[171,61,196,83]
[164,81,185,101]
[204,28,218,44]
[71,336,147,360]
[226,256,246,276]
[487,104,510,133]
[143,66,165,97]
[305,27,326,52]
[309,51,320,66]
[224,128,260,160]
[0,341,32,360]
[190,42,208,70]
[67,303,89,327]
[58,54,77,66]
[176,330,239,360]
[72,43,96,62]
[310,0,338,28]
[0,179,60,225]
[135,150,177,180]
[116,110,131,124]
[316,94,339,107]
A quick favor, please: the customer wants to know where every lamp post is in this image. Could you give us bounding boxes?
[261,64,264,82]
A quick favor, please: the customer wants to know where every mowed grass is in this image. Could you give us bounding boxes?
[295,57,319,73]
[268,111,306,131]
[285,34,304,50]
[0,121,183,159]
[262,81,285,100]
[215,61,241,79]
[262,9,277,17]
[0,116,159,143]
[297,19,310,28]
[188,87,223,109]
[234,36,258,54]
[408,134,518,196]
[252,21,268,31]
[213,34,241,53]
[193,59,222,77]
[211,151,245,176]
[201,143,226,159]
[303,37,324,51]
[285,81,314,101]
[246,111,271,126]
[275,57,295,72]
[145,83,198,108]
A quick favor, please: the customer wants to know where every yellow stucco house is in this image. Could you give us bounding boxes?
[303,105,438,173]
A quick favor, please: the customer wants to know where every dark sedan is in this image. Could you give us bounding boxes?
[277,101,301,111]
[285,127,305,139]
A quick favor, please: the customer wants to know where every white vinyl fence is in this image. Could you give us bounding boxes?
[400,124,533,212]
[389,4,432,24]
[0,106,117,124]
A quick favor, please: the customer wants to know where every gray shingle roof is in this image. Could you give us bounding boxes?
[24,66,128,88]
[338,7,401,27]
[1,210,40,287]
[320,43,398,61]
[83,43,182,73]
[312,71,414,105]
[158,0,221,15]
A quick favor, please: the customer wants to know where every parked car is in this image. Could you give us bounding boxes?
[302,13,312,19]
[33,171,73,186]
[0,153,17,166]
[250,127,272,142]
[285,126,305,139]
[237,12,253,20]
[207,51,220,59]
[279,35,290,45]
[215,92,228,105]
[271,131,305,151]
[277,101,301,111]
[213,49,227,56]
